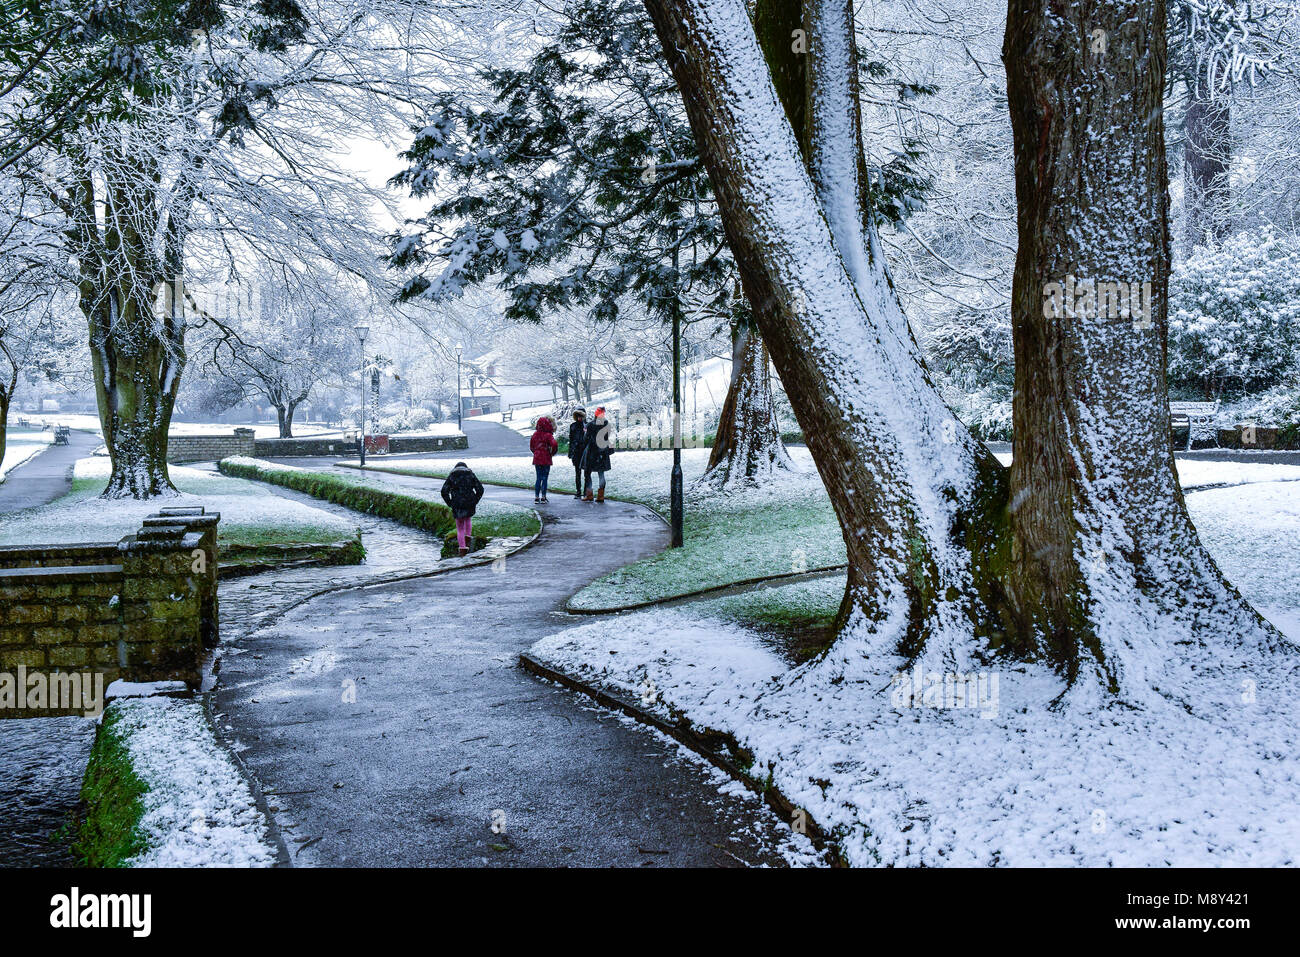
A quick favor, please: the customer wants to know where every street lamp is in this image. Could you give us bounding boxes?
[455,343,463,432]
[354,323,369,467]
[669,224,684,548]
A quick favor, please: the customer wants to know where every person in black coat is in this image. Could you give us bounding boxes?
[567,407,588,500]
[580,407,614,502]
[440,461,485,556]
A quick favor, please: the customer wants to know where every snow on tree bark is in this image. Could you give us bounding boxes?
[703,321,793,488]
[643,0,1010,668]
[1002,0,1278,697]
[1182,69,1232,249]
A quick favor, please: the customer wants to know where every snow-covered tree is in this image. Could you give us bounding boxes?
[1168,227,1300,397]
[194,270,357,437]
[5,1,479,496]
[1002,0,1277,694]
[391,0,930,487]
[1168,0,1298,249]
[644,0,1273,701]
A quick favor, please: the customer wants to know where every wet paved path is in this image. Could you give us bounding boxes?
[0,429,99,515]
[213,470,813,867]
[0,431,103,865]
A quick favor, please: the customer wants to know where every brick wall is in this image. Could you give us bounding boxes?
[167,428,257,463]
[0,510,220,717]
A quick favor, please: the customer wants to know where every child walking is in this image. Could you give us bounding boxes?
[440,461,485,556]
[530,415,558,503]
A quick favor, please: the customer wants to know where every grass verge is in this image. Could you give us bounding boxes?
[219,457,540,545]
[68,708,147,867]
[343,449,844,611]
[0,459,363,574]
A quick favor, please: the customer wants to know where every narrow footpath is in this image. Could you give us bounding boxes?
[214,471,816,867]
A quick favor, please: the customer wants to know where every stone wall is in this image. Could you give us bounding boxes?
[0,510,220,717]
[252,431,468,457]
[167,428,257,463]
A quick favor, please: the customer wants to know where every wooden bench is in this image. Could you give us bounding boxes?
[1169,400,1219,451]
[52,426,71,445]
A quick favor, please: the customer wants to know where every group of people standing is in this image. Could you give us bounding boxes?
[529,405,614,504]
[439,406,614,559]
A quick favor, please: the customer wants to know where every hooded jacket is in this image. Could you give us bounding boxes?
[580,415,614,473]
[530,416,558,466]
[440,464,484,519]
[567,417,588,464]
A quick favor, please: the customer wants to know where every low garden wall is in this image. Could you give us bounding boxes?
[0,509,219,716]
[167,428,257,463]
[252,432,468,457]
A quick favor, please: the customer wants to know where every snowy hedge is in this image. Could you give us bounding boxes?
[219,458,457,537]
[1169,228,1300,399]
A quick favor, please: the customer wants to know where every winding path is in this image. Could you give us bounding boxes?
[213,470,813,867]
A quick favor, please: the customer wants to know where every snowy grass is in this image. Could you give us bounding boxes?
[342,450,1298,612]
[350,448,845,609]
[532,605,1300,866]
[0,458,360,555]
[75,697,275,867]
[220,456,540,542]
[530,473,1300,866]
[1,427,53,482]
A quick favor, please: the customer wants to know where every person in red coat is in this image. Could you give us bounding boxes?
[530,415,559,503]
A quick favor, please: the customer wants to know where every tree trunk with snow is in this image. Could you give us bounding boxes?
[1182,70,1232,250]
[703,320,792,488]
[0,341,15,475]
[69,147,189,499]
[1002,0,1273,692]
[85,287,183,499]
[644,0,1011,660]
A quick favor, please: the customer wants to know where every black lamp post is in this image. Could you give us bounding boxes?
[456,343,463,431]
[669,225,684,548]
[354,323,369,466]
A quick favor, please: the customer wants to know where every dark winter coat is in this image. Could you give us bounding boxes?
[567,419,588,464]
[580,418,614,473]
[440,465,484,519]
[530,417,558,466]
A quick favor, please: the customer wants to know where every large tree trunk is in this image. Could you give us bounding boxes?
[72,153,185,500]
[1002,0,1273,698]
[703,320,792,488]
[1182,70,1232,250]
[86,292,182,499]
[644,0,1010,664]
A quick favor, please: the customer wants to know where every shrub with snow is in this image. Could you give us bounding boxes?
[1169,228,1300,399]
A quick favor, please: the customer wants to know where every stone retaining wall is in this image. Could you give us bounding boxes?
[0,510,220,716]
[253,432,468,457]
[167,428,257,463]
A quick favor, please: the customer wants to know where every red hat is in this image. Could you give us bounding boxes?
[595,406,606,416]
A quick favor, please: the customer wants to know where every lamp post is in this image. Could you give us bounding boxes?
[354,323,369,467]
[455,343,463,431]
[669,224,684,548]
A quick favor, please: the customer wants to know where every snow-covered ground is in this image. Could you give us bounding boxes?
[169,421,335,438]
[363,449,1300,611]
[1,427,53,482]
[107,696,276,867]
[526,460,1300,866]
[0,458,358,548]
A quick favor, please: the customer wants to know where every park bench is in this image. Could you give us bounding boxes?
[52,425,71,445]
[1169,400,1219,451]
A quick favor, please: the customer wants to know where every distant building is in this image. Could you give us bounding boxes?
[462,350,611,416]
